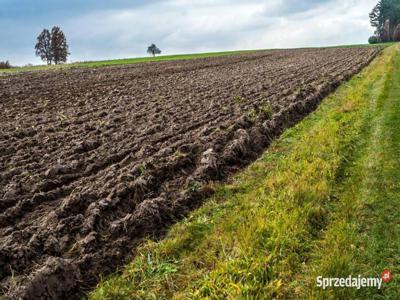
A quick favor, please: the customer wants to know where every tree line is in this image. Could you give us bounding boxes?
[369,0,400,43]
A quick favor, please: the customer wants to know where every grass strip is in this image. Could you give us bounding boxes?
[292,45,400,300]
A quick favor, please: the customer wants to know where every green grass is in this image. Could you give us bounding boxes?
[89,45,399,300]
[1,43,394,75]
[319,42,396,49]
[293,44,400,300]
[0,50,260,74]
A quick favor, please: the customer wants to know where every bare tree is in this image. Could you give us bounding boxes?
[35,29,52,65]
[147,44,161,57]
[51,26,69,64]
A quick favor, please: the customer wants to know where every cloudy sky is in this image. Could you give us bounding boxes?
[0,0,378,65]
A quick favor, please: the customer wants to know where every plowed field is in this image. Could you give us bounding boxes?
[0,47,380,299]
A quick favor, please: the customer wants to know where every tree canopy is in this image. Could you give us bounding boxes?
[369,0,400,42]
[35,29,52,65]
[147,44,161,57]
[35,26,69,65]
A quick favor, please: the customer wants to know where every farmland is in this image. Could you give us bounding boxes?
[0,47,382,298]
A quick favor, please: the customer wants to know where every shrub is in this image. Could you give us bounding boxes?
[368,35,380,44]
[0,61,11,69]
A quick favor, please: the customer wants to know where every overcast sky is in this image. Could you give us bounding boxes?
[0,0,377,65]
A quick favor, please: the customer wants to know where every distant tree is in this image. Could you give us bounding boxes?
[0,61,11,69]
[35,29,52,65]
[35,26,69,65]
[51,26,69,64]
[147,44,161,57]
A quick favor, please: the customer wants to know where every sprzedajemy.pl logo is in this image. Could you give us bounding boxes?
[316,270,394,290]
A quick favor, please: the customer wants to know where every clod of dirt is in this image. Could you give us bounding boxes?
[223,129,252,163]
[193,148,220,180]
[9,257,81,300]
[74,140,100,154]
[44,164,70,178]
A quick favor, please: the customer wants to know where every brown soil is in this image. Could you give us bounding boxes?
[0,47,381,299]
